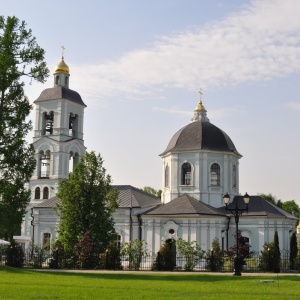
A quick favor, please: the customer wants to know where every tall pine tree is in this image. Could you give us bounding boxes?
[0,16,49,241]
[57,151,118,259]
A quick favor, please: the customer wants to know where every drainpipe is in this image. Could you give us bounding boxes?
[137,214,142,241]
[30,207,35,246]
[129,207,132,241]
[226,216,231,251]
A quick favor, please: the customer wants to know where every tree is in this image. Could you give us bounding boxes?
[57,151,118,258]
[282,200,300,223]
[153,240,176,271]
[290,232,298,269]
[258,193,282,207]
[273,230,281,272]
[0,16,49,241]
[142,186,162,198]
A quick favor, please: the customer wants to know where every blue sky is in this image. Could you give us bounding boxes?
[2,0,300,204]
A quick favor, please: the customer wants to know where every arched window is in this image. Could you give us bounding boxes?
[181,162,191,185]
[55,75,60,85]
[65,76,69,87]
[43,187,49,199]
[165,165,169,187]
[232,165,237,188]
[210,163,220,186]
[34,187,40,199]
[40,151,50,178]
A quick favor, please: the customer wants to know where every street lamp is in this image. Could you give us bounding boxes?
[223,192,250,276]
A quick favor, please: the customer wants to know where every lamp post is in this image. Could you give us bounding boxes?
[223,192,250,276]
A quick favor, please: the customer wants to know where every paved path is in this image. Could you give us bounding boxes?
[32,269,300,277]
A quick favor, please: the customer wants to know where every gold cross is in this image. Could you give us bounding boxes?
[61,45,65,59]
[199,88,203,102]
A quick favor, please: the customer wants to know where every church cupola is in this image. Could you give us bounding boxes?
[53,49,70,88]
[191,89,210,123]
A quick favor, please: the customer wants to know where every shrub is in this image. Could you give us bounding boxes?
[176,238,204,271]
[153,240,176,271]
[100,242,122,270]
[75,231,100,269]
[206,238,223,272]
[5,243,24,268]
[121,240,148,270]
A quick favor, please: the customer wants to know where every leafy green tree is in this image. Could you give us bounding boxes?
[142,186,162,198]
[0,16,49,241]
[282,200,300,223]
[176,238,204,271]
[57,151,118,257]
[121,239,148,270]
[258,193,282,207]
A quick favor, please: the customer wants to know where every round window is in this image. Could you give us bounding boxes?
[169,229,175,235]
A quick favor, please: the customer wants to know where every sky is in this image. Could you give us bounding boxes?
[2,0,300,205]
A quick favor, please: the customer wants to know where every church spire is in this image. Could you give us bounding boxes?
[53,46,70,88]
[191,89,210,123]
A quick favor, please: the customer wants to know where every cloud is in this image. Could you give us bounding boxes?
[287,102,300,110]
[43,0,300,105]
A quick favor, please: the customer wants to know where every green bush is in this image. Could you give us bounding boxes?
[5,243,24,268]
[153,240,176,271]
[100,242,122,270]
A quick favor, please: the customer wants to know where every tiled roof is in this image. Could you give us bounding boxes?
[114,185,161,208]
[144,194,226,216]
[34,86,87,107]
[33,186,161,209]
[160,122,240,156]
[218,196,298,219]
[34,196,61,208]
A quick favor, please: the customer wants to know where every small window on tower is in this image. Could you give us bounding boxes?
[34,187,40,199]
[181,162,192,185]
[55,75,60,85]
[211,163,220,186]
[45,111,54,135]
[43,187,49,199]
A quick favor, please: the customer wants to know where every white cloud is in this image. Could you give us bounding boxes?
[287,102,300,110]
[41,0,300,105]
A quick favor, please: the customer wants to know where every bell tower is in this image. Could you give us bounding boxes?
[18,54,87,244]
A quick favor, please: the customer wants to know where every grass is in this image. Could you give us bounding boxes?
[0,267,300,300]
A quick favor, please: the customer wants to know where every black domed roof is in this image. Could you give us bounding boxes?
[34,86,86,107]
[160,121,241,156]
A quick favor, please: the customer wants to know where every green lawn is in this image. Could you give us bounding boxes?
[0,267,299,299]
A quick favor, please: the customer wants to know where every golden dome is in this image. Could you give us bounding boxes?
[54,58,70,75]
[195,100,206,112]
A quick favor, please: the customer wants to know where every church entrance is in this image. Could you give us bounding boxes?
[166,238,176,268]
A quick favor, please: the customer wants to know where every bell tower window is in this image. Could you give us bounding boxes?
[34,187,40,199]
[42,111,54,135]
[210,163,220,186]
[69,113,78,137]
[181,162,191,185]
[40,151,50,178]
[43,187,49,199]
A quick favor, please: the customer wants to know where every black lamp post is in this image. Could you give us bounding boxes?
[223,192,250,276]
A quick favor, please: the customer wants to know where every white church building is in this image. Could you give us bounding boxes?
[14,58,297,254]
